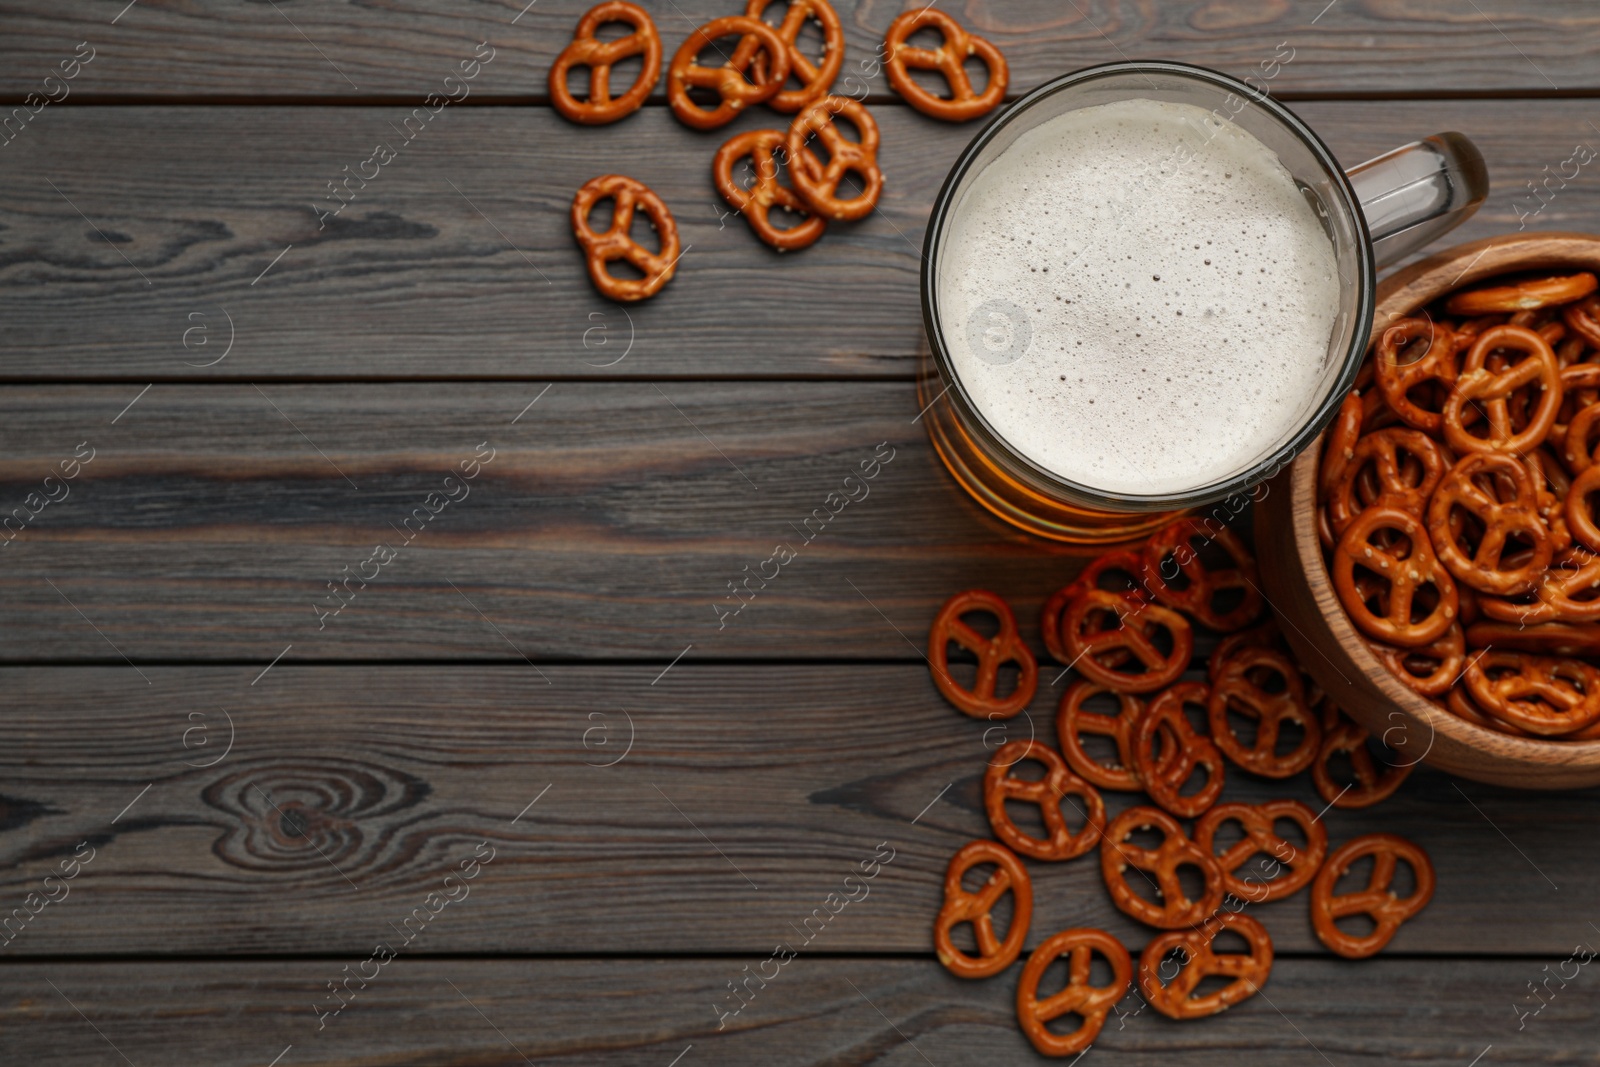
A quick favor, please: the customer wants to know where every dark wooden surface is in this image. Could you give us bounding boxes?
[4,0,1600,98]
[4,2,1600,1063]
[1,667,1593,958]
[1,959,1587,1066]
[5,101,1600,380]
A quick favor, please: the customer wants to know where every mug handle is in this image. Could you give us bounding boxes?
[1345,132,1489,269]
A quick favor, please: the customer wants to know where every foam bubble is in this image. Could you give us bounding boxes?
[937,98,1341,496]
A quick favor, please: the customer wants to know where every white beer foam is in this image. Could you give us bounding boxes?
[937,98,1340,496]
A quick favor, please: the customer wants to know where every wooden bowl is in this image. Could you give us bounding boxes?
[1257,231,1600,790]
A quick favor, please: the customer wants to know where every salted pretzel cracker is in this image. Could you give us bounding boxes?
[1442,325,1562,457]
[1332,504,1459,648]
[785,96,883,221]
[934,839,1032,978]
[549,2,662,124]
[1140,518,1264,632]
[1426,452,1552,596]
[1195,800,1327,903]
[1060,589,1193,694]
[1056,680,1149,791]
[1100,805,1224,929]
[712,129,826,251]
[1311,833,1434,958]
[1208,647,1323,778]
[1041,549,1149,662]
[984,740,1105,861]
[1016,928,1130,1057]
[883,9,1007,122]
[667,16,791,130]
[1445,272,1598,316]
[1311,704,1414,809]
[1463,649,1600,736]
[1138,912,1274,1019]
[1134,681,1224,817]
[744,0,843,113]
[927,589,1037,719]
[1326,427,1445,537]
[571,175,681,302]
[1375,317,1458,433]
[1369,623,1465,697]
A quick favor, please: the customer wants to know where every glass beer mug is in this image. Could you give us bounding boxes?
[918,61,1488,545]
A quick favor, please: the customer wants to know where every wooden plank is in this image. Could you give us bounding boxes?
[0,666,1593,957]
[3,0,1598,99]
[0,957,1587,1065]
[0,380,1093,660]
[3,100,1598,379]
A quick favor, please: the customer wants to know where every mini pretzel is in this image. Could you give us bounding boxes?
[1140,519,1264,632]
[1463,649,1600,736]
[1369,622,1465,697]
[570,175,681,302]
[984,740,1105,861]
[1041,550,1148,662]
[1564,401,1600,472]
[1454,680,1600,738]
[1426,452,1552,596]
[1099,806,1224,930]
[1039,585,1074,663]
[1016,928,1130,1058]
[1479,548,1600,625]
[1570,465,1600,553]
[1207,648,1322,778]
[744,0,843,113]
[1332,504,1459,648]
[1134,682,1225,818]
[883,9,1008,122]
[1526,447,1574,554]
[549,2,662,125]
[1195,800,1327,903]
[1555,366,1600,443]
[1207,619,1285,682]
[1361,384,1404,431]
[785,96,883,221]
[1311,833,1435,959]
[1311,707,1413,810]
[1056,680,1150,792]
[1442,325,1562,456]
[935,840,1032,979]
[667,16,791,131]
[1447,681,1532,736]
[1060,590,1193,694]
[1138,912,1274,1020]
[1327,428,1445,537]
[1320,389,1366,501]
[927,589,1037,719]
[1445,272,1599,316]
[1374,318,1458,433]
[712,129,826,252]
[1467,619,1600,657]
[1563,295,1600,348]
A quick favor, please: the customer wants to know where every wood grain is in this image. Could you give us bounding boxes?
[0,381,1102,660]
[0,666,1594,957]
[4,1,1599,99]
[0,957,1584,1065]
[4,101,1600,380]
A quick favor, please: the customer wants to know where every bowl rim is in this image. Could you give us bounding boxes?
[1290,230,1600,767]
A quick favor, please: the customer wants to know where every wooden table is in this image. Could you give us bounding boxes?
[2,2,1597,1062]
